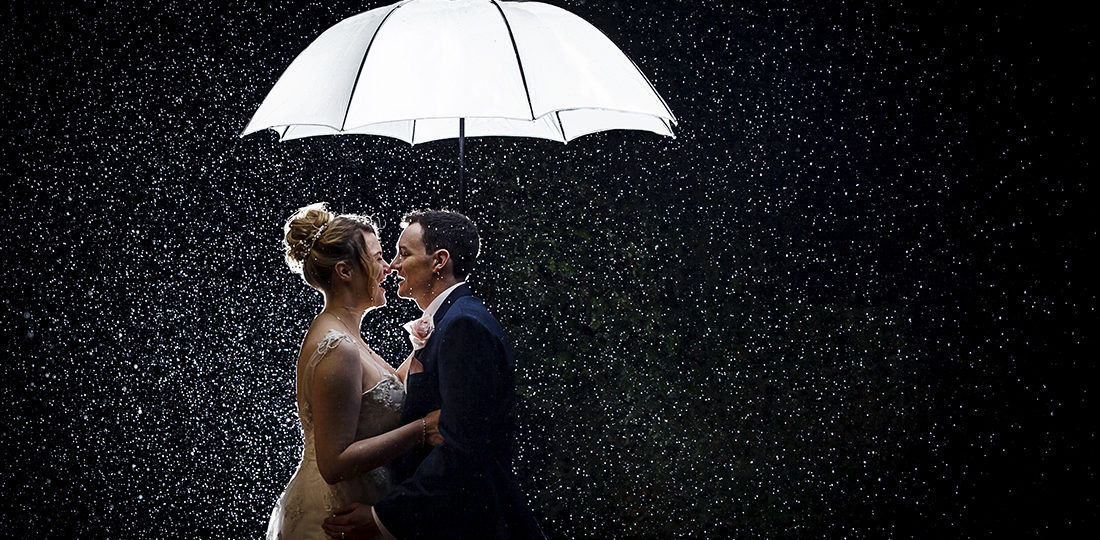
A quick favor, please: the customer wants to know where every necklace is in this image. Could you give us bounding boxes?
[329,312,366,349]
[327,311,389,378]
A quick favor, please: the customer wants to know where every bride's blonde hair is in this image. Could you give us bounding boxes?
[284,203,380,292]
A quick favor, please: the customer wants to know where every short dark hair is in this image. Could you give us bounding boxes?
[402,209,480,280]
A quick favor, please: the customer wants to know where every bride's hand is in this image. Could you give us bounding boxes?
[424,410,444,446]
[396,354,423,387]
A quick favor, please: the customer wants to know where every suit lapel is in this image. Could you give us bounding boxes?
[402,287,472,425]
[413,284,472,361]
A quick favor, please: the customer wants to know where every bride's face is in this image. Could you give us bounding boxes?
[363,232,389,308]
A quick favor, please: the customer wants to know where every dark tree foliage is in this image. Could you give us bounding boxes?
[466,155,924,538]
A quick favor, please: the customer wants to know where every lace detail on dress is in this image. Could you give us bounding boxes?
[313,329,351,364]
[363,376,405,412]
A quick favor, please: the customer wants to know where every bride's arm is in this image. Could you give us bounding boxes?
[311,344,439,485]
[394,352,423,387]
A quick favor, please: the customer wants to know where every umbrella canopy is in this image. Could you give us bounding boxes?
[241,0,676,144]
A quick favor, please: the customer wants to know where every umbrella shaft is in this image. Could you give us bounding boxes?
[459,118,465,213]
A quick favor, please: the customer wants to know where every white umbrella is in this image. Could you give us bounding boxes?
[242,0,676,209]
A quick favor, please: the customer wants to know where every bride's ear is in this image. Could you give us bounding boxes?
[333,260,353,282]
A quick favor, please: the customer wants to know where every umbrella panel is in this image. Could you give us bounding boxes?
[244,0,677,143]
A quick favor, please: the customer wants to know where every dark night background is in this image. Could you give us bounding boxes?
[2,0,1095,537]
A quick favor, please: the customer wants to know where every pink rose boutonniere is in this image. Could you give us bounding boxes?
[403,317,435,350]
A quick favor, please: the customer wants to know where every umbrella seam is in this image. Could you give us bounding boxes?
[489,0,535,121]
[340,1,407,132]
[624,54,677,123]
[555,111,567,142]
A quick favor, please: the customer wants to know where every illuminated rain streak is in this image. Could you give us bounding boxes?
[1,1,1093,538]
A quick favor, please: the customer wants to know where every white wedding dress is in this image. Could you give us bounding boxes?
[267,330,405,540]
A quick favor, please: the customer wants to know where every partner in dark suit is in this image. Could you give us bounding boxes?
[324,210,543,540]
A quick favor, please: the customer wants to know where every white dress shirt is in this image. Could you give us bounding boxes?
[419,281,466,323]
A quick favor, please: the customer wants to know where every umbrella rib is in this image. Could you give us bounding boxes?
[489,0,535,120]
[555,111,567,142]
[340,1,406,132]
[624,55,676,124]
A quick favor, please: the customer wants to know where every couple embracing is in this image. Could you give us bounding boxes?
[267,204,544,540]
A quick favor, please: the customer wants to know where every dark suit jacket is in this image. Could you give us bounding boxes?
[374,284,544,539]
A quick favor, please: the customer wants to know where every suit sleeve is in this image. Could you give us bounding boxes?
[373,315,508,539]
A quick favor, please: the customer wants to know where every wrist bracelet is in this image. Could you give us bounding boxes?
[421,417,427,445]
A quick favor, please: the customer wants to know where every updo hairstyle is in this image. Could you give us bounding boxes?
[284,203,381,292]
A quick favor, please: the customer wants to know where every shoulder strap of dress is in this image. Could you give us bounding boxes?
[301,329,352,409]
[307,329,351,371]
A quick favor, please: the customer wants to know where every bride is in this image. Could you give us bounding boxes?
[267,203,442,540]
